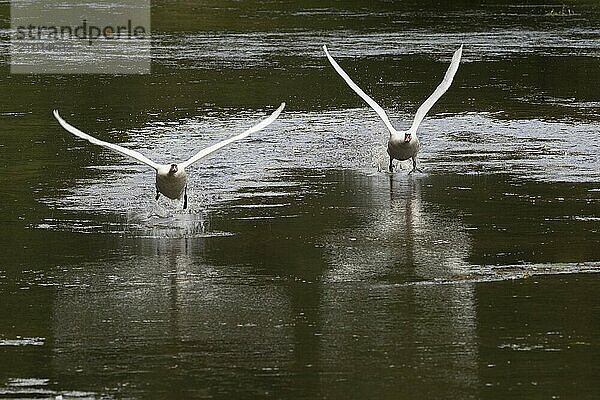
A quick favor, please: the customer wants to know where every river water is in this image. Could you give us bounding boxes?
[0,1,599,399]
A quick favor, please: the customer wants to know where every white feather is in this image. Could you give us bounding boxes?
[53,110,160,170]
[323,45,397,136]
[408,45,463,135]
[323,45,463,140]
[179,102,285,168]
[53,103,286,207]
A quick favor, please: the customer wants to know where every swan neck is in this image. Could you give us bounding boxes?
[392,131,418,140]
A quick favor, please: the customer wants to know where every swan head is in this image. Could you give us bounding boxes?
[404,133,412,143]
[168,164,178,175]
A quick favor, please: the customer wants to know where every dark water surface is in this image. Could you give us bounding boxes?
[1,1,599,399]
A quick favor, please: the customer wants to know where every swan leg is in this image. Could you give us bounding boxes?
[183,186,188,210]
[388,158,394,173]
[409,157,423,174]
[155,191,160,200]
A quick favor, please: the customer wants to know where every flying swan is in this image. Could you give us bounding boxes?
[323,45,463,173]
[53,103,285,209]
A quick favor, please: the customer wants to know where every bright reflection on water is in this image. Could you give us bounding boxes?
[35,110,600,221]
[0,1,599,399]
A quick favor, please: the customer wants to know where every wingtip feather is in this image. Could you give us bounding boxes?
[271,102,285,119]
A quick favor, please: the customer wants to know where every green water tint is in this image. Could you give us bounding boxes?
[0,1,599,398]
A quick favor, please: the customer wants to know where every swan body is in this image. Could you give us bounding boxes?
[323,44,463,173]
[156,164,187,200]
[387,134,420,163]
[53,102,285,209]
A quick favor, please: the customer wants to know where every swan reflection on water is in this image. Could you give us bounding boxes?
[315,172,479,395]
[43,169,480,395]
[323,173,472,283]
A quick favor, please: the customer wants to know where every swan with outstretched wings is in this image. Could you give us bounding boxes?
[323,45,462,173]
[53,103,285,209]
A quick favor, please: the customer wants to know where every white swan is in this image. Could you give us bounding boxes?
[53,103,285,209]
[323,45,463,173]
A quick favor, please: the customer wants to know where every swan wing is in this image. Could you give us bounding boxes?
[323,45,397,136]
[179,102,285,169]
[53,110,160,170]
[408,45,463,135]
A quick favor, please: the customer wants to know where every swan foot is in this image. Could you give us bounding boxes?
[408,167,424,174]
[183,186,188,210]
[408,158,423,174]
